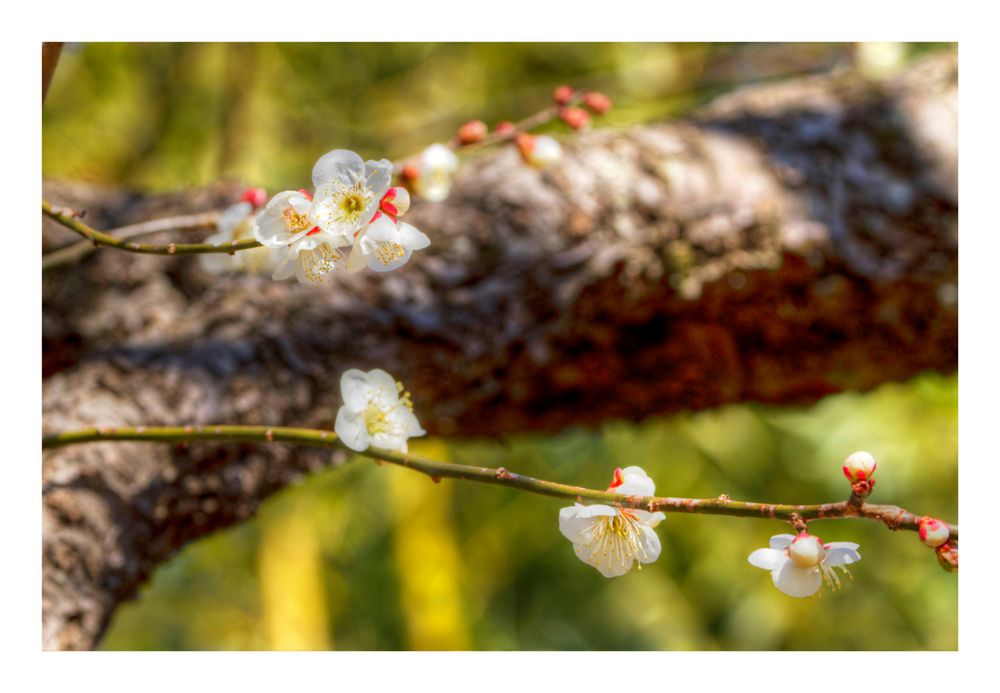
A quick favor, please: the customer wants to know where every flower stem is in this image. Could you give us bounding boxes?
[42,424,958,541]
[42,200,260,257]
[42,211,221,270]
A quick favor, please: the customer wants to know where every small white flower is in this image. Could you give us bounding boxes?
[748,533,861,598]
[253,189,349,284]
[416,143,459,202]
[346,212,431,273]
[311,149,394,241]
[527,135,562,167]
[334,368,426,454]
[558,466,665,578]
[201,196,279,276]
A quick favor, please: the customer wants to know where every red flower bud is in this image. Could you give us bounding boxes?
[494,121,516,136]
[554,84,574,105]
[559,106,591,131]
[239,187,267,209]
[400,164,420,182]
[935,542,958,572]
[582,91,612,115]
[457,119,488,145]
[918,517,951,548]
[515,132,536,161]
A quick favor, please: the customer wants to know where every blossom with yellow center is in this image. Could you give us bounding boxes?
[558,466,665,577]
[334,368,426,454]
[253,189,348,284]
[311,149,393,242]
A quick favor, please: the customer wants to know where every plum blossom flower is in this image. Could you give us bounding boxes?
[516,133,562,167]
[346,209,430,273]
[415,143,458,202]
[558,466,665,578]
[334,368,426,454]
[748,533,861,598]
[253,189,348,283]
[201,188,278,276]
[311,149,393,241]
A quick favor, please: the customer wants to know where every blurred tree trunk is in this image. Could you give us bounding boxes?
[42,51,957,650]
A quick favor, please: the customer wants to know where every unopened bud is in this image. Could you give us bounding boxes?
[494,121,516,136]
[554,84,574,105]
[239,187,267,209]
[400,163,420,183]
[788,532,826,568]
[843,451,877,483]
[935,542,958,572]
[582,91,612,115]
[560,106,591,130]
[384,187,410,217]
[457,119,488,145]
[918,517,950,548]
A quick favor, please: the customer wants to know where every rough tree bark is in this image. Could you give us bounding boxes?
[42,51,957,650]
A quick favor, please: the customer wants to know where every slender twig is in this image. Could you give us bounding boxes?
[42,200,259,257]
[42,424,958,540]
[42,211,221,270]
[42,42,64,104]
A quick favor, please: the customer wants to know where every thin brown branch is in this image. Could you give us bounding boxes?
[42,424,958,540]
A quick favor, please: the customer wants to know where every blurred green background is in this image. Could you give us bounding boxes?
[43,43,957,650]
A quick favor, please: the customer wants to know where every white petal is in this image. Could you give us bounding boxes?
[773,561,822,598]
[218,201,252,236]
[271,251,296,281]
[365,369,400,405]
[371,431,407,453]
[637,525,661,565]
[312,149,365,189]
[748,548,786,571]
[616,466,656,496]
[364,159,393,202]
[254,191,302,247]
[574,541,632,578]
[334,407,370,452]
[397,222,430,251]
[559,504,615,543]
[769,534,796,550]
[365,215,400,243]
[340,369,371,411]
[631,509,665,528]
[420,143,458,172]
[823,543,862,567]
[346,239,370,273]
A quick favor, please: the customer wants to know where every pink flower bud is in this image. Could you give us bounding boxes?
[494,121,516,136]
[918,517,950,548]
[457,119,488,145]
[559,106,591,131]
[842,451,877,483]
[554,84,574,105]
[239,187,267,209]
[400,163,420,183]
[935,542,958,572]
[515,132,536,161]
[582,91,612,115]
[788,532,826,568]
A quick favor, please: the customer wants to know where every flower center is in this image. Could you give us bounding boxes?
[373,241,406,266]
[322,180,376,227]
[584,510,646,571]
[283,207,312,234]
[299,243,345,283]
[363,382,415,436]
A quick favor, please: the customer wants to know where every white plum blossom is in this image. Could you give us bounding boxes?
[558,466,665,578]
[748,533,861,598]
[311,149,393,241]
[347,213,431,273]
[201,190,278,276]
[334,368,426,454]
[527,135,562,167]
[415,143,459,202]
[253,189,348,283]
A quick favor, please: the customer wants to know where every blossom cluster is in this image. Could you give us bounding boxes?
[251,150,430,284]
